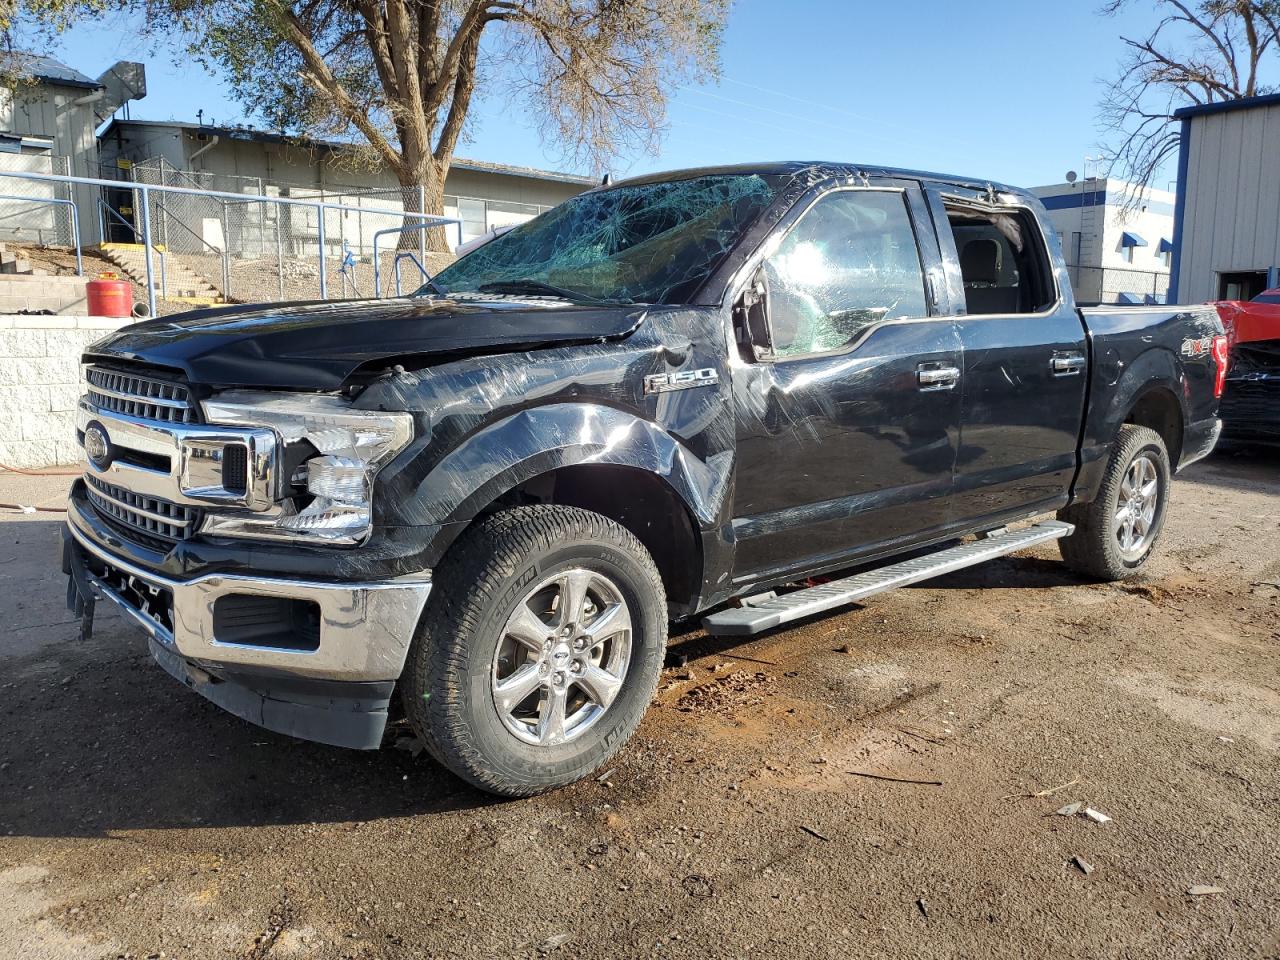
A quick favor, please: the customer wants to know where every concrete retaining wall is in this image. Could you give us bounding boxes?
[0,314,131,468]
[0,275,92,315]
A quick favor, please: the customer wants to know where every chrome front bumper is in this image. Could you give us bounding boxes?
[66,509,432,682]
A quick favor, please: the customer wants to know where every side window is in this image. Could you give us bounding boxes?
[764,191,928,358]
[946,205,1056,315]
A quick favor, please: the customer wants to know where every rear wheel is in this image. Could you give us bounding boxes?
[402,505,667,796]
[1058,424,1171,580]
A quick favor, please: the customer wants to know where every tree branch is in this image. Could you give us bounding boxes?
[275,1,403,175]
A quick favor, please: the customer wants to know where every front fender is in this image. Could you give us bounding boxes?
[399,402,732,531]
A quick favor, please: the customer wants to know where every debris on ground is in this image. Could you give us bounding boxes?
[1186,885,1226,896]
[1056,802,1084,817]
[896,726,946,745]
[1072,856,1095,876]
[1001,776,1080,801]
[392,736,425,757]
[681,875,714,899]
[847,770,943,786]
[675,671,777,714]
[799,825,830,842]
[1084,808,1112,824]
[536,932,573,953]
[916,898,929,919]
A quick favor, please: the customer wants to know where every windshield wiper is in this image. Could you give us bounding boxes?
[414,278,447,296]
[476,279,631,305]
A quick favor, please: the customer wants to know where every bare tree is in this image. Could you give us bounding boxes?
[1099,0,1280,208]
[9,0,729,250]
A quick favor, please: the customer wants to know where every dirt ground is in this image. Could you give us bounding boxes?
[1,449,1277,960]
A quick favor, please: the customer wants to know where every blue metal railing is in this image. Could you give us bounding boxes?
[0,169,457,317]
[372,220,464,297]
[0,194,82,276]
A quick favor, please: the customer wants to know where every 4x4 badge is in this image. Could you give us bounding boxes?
[643,368,719,395]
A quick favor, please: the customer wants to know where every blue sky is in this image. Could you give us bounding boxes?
[37,0,1179,188]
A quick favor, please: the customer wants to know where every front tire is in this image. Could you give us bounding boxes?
[1058,424,1171,581]
[402,505,667,797]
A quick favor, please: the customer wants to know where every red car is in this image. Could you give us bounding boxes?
[1213,290,1280,446]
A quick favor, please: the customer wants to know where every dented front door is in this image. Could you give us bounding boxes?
[729,181,961,585]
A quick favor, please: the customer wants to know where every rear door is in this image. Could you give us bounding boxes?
[926,187,1089,524]
[729,180,962,585]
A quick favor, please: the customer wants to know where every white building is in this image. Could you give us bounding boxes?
[1170,93,1280,304]
[1030,178,1176,305]
[0,52,146,244]
[96,118,595,252]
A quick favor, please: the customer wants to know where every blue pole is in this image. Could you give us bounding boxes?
[317,203,328,300]
[138,186,156,318]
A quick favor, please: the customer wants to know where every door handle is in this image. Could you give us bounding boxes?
[1051,354,1087,376]
[917,364,960,391]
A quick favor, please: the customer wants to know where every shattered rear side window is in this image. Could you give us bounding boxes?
[427,175,781,305]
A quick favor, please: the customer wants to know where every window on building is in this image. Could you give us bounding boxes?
[1120,231,1147,264]
[457,198,486,242]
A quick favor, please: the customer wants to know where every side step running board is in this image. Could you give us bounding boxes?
[702,521,1074,637]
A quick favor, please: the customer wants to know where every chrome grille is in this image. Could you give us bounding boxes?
[85,365,196,424]
[85,473,200,545]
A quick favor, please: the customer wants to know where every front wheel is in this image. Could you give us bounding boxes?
[402,505,667,796]
[1058,424,1171,580]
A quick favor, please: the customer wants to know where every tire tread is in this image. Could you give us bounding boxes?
[402,504,665,796]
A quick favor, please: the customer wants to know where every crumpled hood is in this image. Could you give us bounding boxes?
[85,296,647,390]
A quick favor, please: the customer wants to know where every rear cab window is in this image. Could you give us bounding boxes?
[941,201,1057,316]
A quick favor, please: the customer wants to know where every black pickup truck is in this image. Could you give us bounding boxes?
[64,163,1226,796]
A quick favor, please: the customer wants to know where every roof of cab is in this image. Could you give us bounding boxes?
[607,161,1029,199]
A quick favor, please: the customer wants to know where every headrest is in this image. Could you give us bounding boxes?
[961,238,1002,285]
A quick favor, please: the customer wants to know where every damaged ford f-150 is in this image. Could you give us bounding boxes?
[63,163,1227,795]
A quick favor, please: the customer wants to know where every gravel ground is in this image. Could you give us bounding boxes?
[1,449,1278,960]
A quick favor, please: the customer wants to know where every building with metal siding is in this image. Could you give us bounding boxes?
[0,53,146,243]
[1171,93,1280,304]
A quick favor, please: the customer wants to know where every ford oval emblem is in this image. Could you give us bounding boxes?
[84,422,112,469]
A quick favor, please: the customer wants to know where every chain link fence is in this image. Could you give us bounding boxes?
[1068,265,1171,305]
[0,154,79,248]
[0,165,458,316]
[120,158,461,304]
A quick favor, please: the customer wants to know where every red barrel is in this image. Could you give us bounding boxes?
[86,274,133,318]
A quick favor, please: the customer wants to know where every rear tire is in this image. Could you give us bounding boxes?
[1058,424,1171,581]
[402,505,667,797]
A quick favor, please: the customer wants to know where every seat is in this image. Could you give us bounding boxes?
[960,238,1020,315]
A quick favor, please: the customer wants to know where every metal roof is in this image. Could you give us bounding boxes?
[1173,92,1280,120]
[0,51,101,89]
[98,118,596,186]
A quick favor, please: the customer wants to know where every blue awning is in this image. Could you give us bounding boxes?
[1121,232,1148,248]
[1117,292,1145,304]
[1158,237,1174,253]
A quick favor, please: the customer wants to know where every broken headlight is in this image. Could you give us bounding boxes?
[200,391,413,545]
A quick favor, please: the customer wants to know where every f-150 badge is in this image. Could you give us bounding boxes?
[644,368,719,395]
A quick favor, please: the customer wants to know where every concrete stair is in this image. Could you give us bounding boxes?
[97,243,224,304]
[0,242,47,277]
[0,274,90,314]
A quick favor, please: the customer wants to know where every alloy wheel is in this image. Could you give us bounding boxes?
[491,568,633,746]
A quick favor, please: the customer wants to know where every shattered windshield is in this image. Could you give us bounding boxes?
[422,174,782,305]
